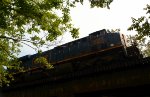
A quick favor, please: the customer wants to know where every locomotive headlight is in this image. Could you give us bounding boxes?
[110,44,114,46]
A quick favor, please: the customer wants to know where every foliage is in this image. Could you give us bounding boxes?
[34,56,54,69]
[127,35,150,57]
[110,28,120,33]
[128,4,150,40]
[0,0,113,86]
[128,4,150,57]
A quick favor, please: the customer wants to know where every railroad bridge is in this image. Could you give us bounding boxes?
[1,57,150,97]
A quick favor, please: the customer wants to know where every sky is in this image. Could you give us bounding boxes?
[19,0,150,57]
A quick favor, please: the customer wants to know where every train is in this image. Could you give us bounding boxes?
[12,29,142,81]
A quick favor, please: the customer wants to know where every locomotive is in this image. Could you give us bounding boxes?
[16,29,141,79]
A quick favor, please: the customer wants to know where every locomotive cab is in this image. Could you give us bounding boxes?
[89,29,127,51]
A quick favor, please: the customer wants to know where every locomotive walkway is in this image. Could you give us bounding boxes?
[1,57,150,97]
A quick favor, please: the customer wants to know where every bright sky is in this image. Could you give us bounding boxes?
[19,0,150,57]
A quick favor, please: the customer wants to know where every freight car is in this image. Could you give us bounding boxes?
[16,29,141,79]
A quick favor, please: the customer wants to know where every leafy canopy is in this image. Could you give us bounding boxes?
[128,4,150,57]
[0,0,113,86]
[128,4,150,40]
[127,35,150,57]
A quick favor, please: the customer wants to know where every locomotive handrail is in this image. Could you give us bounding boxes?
[52,45,124,65]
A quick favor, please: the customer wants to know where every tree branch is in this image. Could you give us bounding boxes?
[0,36,18,42]
[20,41,37,51]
